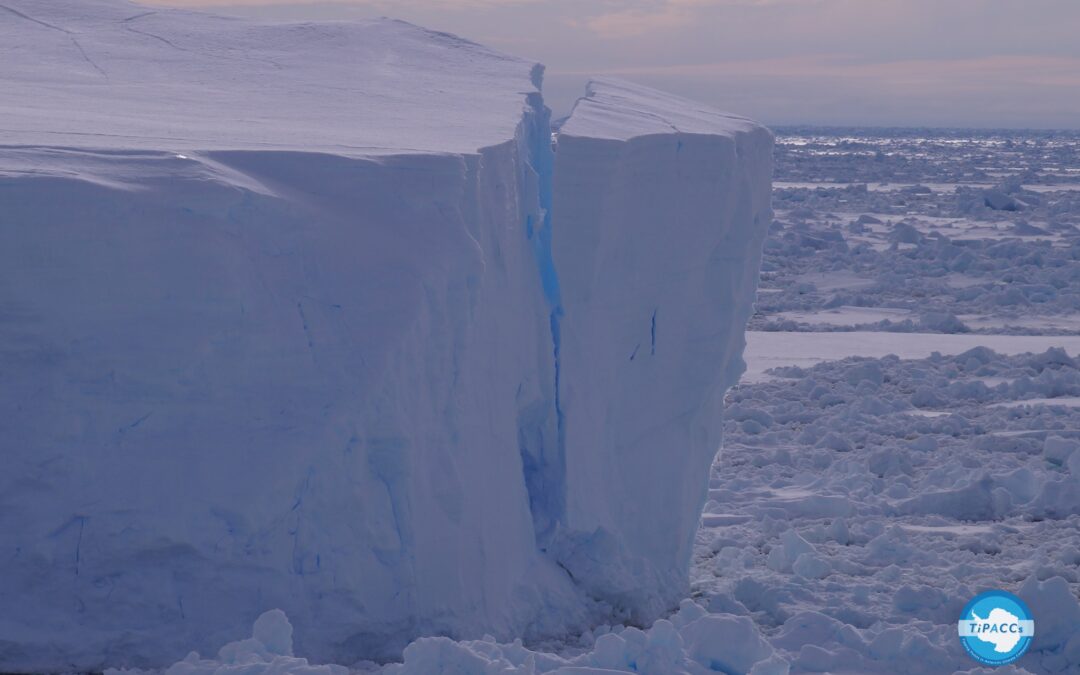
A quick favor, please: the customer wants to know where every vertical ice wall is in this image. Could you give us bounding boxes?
[0,141,587,669]
[0,5,582,669]
[549,79,774,621]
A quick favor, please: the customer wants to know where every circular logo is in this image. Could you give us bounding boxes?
[958,590,1035,666]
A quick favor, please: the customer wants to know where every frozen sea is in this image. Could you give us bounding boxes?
[699,128,1080,674]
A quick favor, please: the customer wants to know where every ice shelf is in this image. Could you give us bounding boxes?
[0,1,772,670]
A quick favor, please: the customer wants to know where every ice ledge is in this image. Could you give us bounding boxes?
[558,77,765,142]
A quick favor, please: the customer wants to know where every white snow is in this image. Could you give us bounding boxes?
[990,396,1080,409]
[124,610,348,675]
[776,306,915,327]
[698,127,1080,675]
[706,345,1080,674]
[139,602,788,675]
[742,331,1080,382]
[1,0,538,157]
[0,2,772,671]
[558,78,763,142]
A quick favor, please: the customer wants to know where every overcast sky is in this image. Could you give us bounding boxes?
[144,0,1080,129]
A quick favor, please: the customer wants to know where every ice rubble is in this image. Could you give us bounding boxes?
[677,130,1080,675]
[0,0,772,671]
[706,347,1080,674]
[135,605,788,675]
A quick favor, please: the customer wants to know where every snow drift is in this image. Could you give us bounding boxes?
[0,0,772,670]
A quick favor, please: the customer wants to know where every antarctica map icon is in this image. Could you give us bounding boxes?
[958,590,1036,666]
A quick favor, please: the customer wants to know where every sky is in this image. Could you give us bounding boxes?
[143,0,1080,129]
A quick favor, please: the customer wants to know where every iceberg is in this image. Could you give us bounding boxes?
[548,80,773,621]
[0,0,772,670]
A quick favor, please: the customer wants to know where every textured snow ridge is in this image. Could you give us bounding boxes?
[0,2,772,671]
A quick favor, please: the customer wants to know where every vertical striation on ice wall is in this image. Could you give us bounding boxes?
[549,78,774,622]
[0,2,771,670]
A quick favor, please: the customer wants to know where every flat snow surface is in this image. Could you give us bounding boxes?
[559,78,760,141]
[744,331,1080,383]
[1,0,538,156]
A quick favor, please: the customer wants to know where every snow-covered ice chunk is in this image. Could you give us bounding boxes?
[1019,576,1080,667]
[766,530,817,573]
[157,610,346,675]
[133,604,779,675]
[791,552,832,580]
[1042,436,1078,466]
[983,189,1025,211]
[681,615,777,674]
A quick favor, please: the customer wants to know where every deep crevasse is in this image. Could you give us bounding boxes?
[0,2,772,670]
[517,74,568,546]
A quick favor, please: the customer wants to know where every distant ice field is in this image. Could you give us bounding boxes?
[709,127,1080,675]
[775,181,1080,193]
[744,331,1080,383]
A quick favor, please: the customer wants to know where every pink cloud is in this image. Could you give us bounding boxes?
[572,6,691,39]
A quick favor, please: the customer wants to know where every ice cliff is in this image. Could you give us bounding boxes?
[0,1,772,670]
[549,80,773,620]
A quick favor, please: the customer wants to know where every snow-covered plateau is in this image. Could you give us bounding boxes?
[0,0,773,672]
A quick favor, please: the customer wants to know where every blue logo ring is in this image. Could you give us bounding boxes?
[958,589,1034,666]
